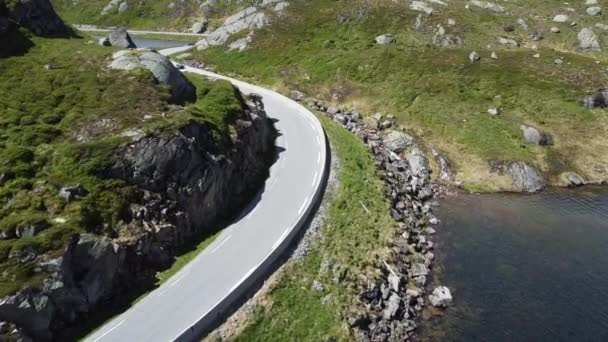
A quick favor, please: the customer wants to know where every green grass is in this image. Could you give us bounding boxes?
[235,113,395,341]
[191,0,608,191]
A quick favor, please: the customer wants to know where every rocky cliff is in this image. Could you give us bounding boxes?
[0,94,275,340]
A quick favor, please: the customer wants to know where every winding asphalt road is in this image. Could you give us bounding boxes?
[85,47,328,341]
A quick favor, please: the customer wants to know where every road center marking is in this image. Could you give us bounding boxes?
[210,234,232,255]
[91,319,126,342]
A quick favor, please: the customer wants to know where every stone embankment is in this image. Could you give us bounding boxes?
[292,93,451,341]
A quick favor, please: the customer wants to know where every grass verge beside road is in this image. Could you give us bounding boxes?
[231,113,394,341]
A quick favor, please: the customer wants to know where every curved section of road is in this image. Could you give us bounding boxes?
[85,50,328,342]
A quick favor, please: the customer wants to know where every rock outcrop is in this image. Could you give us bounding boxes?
[508,162,545,192]
[0,90,275,340]
[109,28,136,48]
[0,0,69,36]
[110,49,195,103]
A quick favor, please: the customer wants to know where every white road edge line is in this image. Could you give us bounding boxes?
[92,319,126,342]
[297,197,310,216]
[316,136,321,145]
[311,172,318,187]
[317,151,321,164]
[210,234,232,255]
[272,229,290,250]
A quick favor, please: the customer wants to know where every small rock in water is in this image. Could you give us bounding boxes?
[533,53,541,58]
[550,27,561,33]
[553,14,570,23]
[554,58,564,64]
[429,286,453,308]
[491,51,498,59]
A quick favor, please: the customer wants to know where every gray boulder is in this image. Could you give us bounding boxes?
[192,21,208,34]
[109,29,135,48]
[577,28,601,51]
[562,172,585,187]
[520,125,553,145]
[383,293,401,320]
[383,130,413,153]
[109,49,195,103]
[469,51,481,62]
[553,14,570,23]
[375,34,396,45]
[429,286,453,308]
[407,147,430,178]
[497,37,519,47]
[583,89,608,108]
[508,162,545,192]
[587,7,602,16]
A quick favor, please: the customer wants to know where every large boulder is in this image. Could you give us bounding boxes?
[375,34,396,45]
[583,89,608,108]
[109,49,195,103]
[429,286,453,308]
[192,21,208,33]
[508,161,545,192]
[383,130,413,152]
[577,28,601,52]
[407,147,430,179]
[109,28,136,48]
[520,125,553,145]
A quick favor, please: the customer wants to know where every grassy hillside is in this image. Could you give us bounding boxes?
[0,30,244,297]
[192,0,608,191]
[51,0,257,30]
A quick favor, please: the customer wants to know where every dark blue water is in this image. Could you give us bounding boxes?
[423,187,608,342]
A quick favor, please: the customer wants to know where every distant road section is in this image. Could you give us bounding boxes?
[74,24,208,37]
[85,46,328,342]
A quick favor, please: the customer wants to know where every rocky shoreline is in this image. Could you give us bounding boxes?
[291,93,451,341]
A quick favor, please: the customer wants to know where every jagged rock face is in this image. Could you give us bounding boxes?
[0,0,68,36]
[0,95,275,340]
[110,100,274,241]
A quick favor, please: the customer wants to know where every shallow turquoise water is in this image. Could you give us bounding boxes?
[423,187,608,342]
